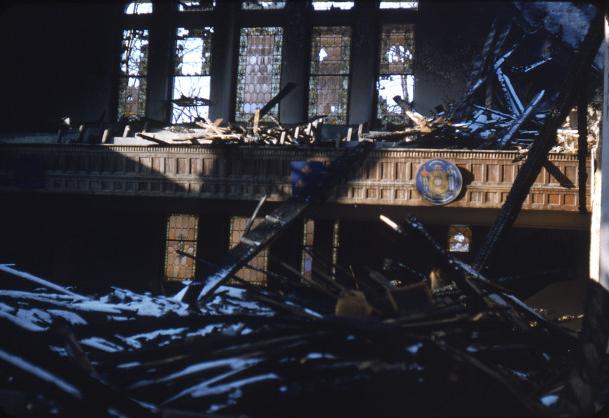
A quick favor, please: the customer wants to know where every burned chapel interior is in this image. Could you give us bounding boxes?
[0,1,609,417]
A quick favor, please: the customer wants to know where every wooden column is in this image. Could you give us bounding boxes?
[347,1,378,126]
[279,0,310,125]
[145,1,175,122]
[209,0,239,122]
[312,219,335,278]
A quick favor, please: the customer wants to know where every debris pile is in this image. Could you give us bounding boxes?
[135,115,325,146]
[553,104,602,154]
[0,214,590,417]
[367,2,602,153]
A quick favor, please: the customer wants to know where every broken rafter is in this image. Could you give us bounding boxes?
[495,90,544,149]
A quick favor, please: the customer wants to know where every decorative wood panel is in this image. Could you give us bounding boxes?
[0,144,589,213]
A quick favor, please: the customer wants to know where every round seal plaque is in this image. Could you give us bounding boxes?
[415,159,463,205]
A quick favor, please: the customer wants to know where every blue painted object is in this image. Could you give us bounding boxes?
[415,159,463,205]
[290,161,327,198]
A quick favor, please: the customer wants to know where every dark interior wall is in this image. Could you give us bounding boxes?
[414,1,503,115]
[0,2,123,132]
[0,193,167,292]
[0,190,589,294]
[0,0,501,131]
[0,192,288,292]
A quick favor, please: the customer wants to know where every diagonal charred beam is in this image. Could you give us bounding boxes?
[379,214,494,311]
[177,141,373,304]
[473,9,604,273]
[543,159,575,189]
[495,90,544,149]
[248,82,297,124]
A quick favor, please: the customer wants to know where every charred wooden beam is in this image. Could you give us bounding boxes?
[248,82,297,124]
[379,214,493,311]
[177,141,373,304]
[543,159,575,188]
[495,90,544,149]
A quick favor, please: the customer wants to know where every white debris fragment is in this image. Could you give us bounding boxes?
[80,337,124,353]
[540,394,559,407]
[117,327,188,349]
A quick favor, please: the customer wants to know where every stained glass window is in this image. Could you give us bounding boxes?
[125,1,152,14]
[301,219,315,280]
[118,29,149,119]
[312,2,354,11]
[376,24,415,125]
[229,217,268,286]
[379,1,418,9]
[172,27,213,123]
[241,1,285,10]
[178,0,215,12]
[164,214,199,281]
[309,26,351,124]
[331,220,340,277]
[235,27,283,121]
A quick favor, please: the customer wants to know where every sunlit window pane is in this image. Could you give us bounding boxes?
[229,217,268,286]
[175,27,212,76]
[172,77,211,123]
[242,1,285,10]
[312,2,354,11]
[235,27,283,121]
[118,77,148,119]
[376,24,415,125]
[120,29,149,76]
[172,27,213,123]
[124,1,152,14]
[178,0,215,12]
[118,29,149,118]
[379,1,418,9]
[377,75,414,123]
[379,25,414,75]
[164,214,199,281]
[309,26,351,124]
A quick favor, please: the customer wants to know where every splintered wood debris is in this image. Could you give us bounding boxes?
[0,211,597,417]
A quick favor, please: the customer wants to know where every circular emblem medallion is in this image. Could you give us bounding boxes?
[416,159,463,205]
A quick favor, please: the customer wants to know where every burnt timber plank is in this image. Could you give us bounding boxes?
[177,141,373,304]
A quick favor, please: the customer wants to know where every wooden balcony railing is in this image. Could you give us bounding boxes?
[0,144,589,212]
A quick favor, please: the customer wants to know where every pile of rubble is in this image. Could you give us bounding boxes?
[0,214,591,417]
[135,115,325,146]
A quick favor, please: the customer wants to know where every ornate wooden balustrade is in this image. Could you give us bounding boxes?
[0,144,589,212]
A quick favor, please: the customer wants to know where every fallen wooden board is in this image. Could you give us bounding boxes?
[177,141,374,304]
